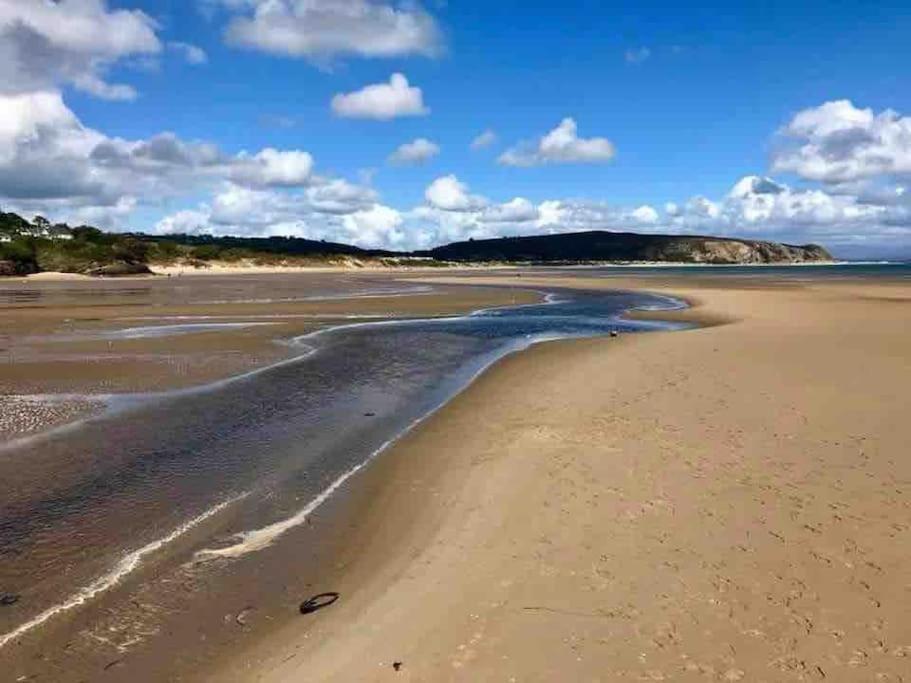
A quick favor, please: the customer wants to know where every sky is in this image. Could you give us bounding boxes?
[1,0,911,258]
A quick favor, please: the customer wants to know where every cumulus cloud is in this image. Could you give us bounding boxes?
[162,170,902,255]
[773,100,911,183]
[168,41,208,65]
[4,82,908,255]
[388,138,440,165]
[534,200,663,233]
[0,90,340,231]
[498,118,616,167]
[0,83,402,245]
[528,178,903,252]
[155,208,210,234]
[331,73,428,120]
[479,197,539,223]
[424,175,487,211]
[653,175,909,254]
[401,173,908,255]
[470,129,497,150]
[0,90,113,203]
[408,177,541,245]
[340,204,406,248]
[631,205,659,223]
[155,182,406,249]
[422,177,534,224]
[305,178,378,214]
[624,47,650,64]
[231,148,314,187]
[217,0,442,62]
[0,0,161,100]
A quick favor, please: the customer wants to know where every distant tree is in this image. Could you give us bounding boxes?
[71,226,104,241]
[112,237,149,264]
[149,240,180,261]
[191,244,223,261]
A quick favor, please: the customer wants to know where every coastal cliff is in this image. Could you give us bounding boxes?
[426,231,833,264]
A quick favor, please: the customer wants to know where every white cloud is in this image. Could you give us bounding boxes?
[232,148,314,187]
[208,184,290,225]
[533,200,661,232]
[405,173,908,255]
[0,90,90,163]
[631,205,659,223]
[388,138,440,165]
[0,90,334,232]
[155,182,406,249]
[171,178,377,229]
[331,73,428,120]
[498,118,616,167]
[728,175,786,198]
[424,175,487,211]
[168,41,208,65]
[480,197,539,223]
[684,196,721,220]
[470,129,497,150]
[155,208,210,234]
[624,47,650,64]
[341,204,406,249]
[5,89,909,257]
[0,0,161,100]
[411,180,541,246]
[773,100,911,183]
[305,178,378,214]
[0,90,113,202]
[218,0,441,61]
[71,74,139,101]
[658,175,904,251]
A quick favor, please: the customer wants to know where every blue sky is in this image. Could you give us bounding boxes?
[2,0,911,257]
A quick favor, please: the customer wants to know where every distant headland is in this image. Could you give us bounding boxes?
[1,210,831,277]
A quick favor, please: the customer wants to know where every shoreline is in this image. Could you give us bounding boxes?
[0,280,676,681]
[7,259,907,283]
[0,278,540,441]
[1,272,907,681]
[0,286,557,454]
[189,291,691,565]
[211,275,910,682]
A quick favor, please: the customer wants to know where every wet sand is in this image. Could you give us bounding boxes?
[216,275,911,682]
[3,272,675,681]
[2,270,908,682]
[0,273,537,439]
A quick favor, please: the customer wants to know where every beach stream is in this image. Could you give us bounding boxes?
[0,284,684,680]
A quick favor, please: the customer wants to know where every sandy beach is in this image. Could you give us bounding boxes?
[0,273,536,439]
[4,0,911,680]
[212,274,911,682]
[1,270,908,682]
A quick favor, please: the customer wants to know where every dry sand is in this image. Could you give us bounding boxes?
[149,262,508,277]
[150,264,382,277]
[216,276,910,682]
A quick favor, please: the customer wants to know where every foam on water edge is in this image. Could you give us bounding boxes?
[191,317,651,563]
[0,493,247,650]
[0,289,687,645]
